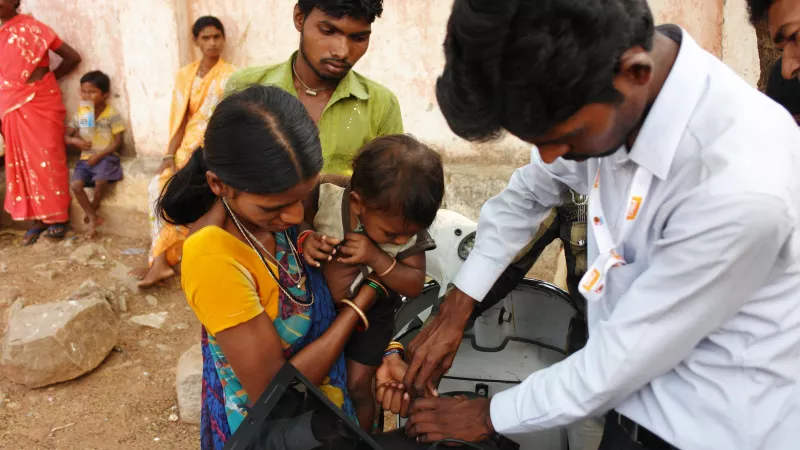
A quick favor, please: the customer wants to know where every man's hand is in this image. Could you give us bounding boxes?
[403,288,476,398]
[302,233,341,268]
[337,233,381,266]
[406,396,494,444]
[86,153,104,167]
[155,157,176,175]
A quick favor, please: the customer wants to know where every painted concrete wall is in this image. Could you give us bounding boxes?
[21,0,760,163]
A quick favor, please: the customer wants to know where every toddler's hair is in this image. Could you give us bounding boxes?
[350,134,444,228]
[80,71,111,94]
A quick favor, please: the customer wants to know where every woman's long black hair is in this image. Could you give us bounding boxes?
[158,85,323,225]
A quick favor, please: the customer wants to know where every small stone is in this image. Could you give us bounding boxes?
[0,391,5,404]
[171,323,189,331]
[0,262,8,273]
[117,294,128,313]
[79,280,98,289]
[7,402,19,410]
[137,340,152,347]
[176,344,202,424]
[69,243,106,264]
[36,270,57,280]
[155,344,171,352]
[145,295,158,307]
[168,413,179,422]
[63,239,74,248]
[110,262,139,293]
[130,312,168,329]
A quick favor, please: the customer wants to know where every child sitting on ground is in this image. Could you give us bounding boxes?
[65,71,125,237]
[301,134,444,431]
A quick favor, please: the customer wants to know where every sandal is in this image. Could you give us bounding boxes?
[43,223,68,239]
[22,225,47,246]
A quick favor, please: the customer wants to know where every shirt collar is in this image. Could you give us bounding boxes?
[280,52,370,102]
[628,28,709,180]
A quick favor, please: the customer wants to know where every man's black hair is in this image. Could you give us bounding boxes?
[80,70,111,94]
[767,59,800,115]
[436,0,655,142]
[746,0,775,24]
[192,15,225,38]
[297,0,384,23]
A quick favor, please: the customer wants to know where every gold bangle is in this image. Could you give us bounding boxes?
[340,299,369,330]
[385,341,404,352]
[378,258,397,277]
[162,154,175,160]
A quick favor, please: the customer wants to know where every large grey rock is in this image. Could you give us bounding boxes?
[1,287,119,388]
[176,344,202,424]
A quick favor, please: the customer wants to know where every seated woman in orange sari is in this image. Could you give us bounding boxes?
[130,16,235,287]
[0,1,81,245]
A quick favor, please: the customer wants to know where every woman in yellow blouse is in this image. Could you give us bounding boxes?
[159,84,389,449]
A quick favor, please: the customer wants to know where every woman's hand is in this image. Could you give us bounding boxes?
[302,233,341,268]
[156,157,176,175]
[337,233,382,266]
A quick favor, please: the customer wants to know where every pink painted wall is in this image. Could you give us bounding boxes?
[20,0,759,161]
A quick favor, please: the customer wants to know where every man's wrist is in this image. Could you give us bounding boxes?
[440,288,476,329]
[483,398,496,435]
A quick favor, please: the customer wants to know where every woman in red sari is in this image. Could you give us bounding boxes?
[0,0,81,244]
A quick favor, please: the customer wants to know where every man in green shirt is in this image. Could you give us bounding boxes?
[225,0,403,176]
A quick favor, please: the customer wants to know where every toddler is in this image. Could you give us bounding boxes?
[301,134,444,431]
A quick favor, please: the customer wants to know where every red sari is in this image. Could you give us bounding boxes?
[0,14,70,224]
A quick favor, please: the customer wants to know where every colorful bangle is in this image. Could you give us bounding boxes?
[340,299,369,331]
[384,348,404,359]
[364,278,388,300]
[378,258,397,277]
[297,230,313,255]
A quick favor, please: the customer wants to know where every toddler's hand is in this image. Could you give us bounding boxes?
[302,233,341,268]
[337,233,380,266]
[376,353,438,417]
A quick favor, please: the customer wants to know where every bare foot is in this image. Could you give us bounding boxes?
[136,266,175,288]
[129,267,150,280]
[86,216,105,238]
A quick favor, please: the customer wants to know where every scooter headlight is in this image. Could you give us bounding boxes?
[457,231,476,261]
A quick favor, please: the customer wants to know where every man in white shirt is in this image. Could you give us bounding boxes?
[398,0,800,449]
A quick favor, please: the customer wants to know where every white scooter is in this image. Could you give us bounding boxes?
[392,210,575,450]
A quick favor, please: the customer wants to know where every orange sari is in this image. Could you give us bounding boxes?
[148,59,236,266]
[0,14,70,224]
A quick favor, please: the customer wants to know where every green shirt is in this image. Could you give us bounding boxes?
[225,53,404,175]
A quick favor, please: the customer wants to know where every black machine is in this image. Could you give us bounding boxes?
[223,363,519,450]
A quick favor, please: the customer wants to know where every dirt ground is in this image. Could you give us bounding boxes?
[0,229,201,450]
[0,226,559,450]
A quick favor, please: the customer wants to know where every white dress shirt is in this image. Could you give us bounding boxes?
[454,29,800,449]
